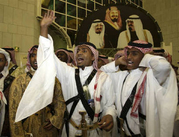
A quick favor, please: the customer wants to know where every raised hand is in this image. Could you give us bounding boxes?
[115,56,127,67]
[41,10,56,28]
[40,10,56,38]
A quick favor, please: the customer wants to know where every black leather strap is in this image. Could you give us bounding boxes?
[65,68,97,137]
[120,82,138,135]
[9,65,18,75]
[84,69,97,86]
[26,72,33,78]
[3,75,15,91]
[75,69,95,120]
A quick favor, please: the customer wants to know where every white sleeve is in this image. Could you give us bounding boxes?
[100,61,119,73]
[139,54,171,85]
[101,76,116,116]
[39,35,75,84]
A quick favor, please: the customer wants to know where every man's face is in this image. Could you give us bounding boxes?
[109,9,119,22]
[57,51,68,63]
[76,45,95,70]
[126,48,144,70]
[127,20,135,32]
[0,53,8,72]
[98,58,105,69]
[95,23,103,34]
[30,50,37,70]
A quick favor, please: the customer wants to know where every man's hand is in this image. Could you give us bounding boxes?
[40,10,56,28]
[98,114,113,132]
[115,56,127,67]
[40,10,56,38]
[43,119,54,130]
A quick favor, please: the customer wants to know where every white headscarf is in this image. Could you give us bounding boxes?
[0,48,10,135]
[88,19,105,49]
[126,15,146,41]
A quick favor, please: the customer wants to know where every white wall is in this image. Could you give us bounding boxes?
[143,0,179,66]
[0,0,40,66]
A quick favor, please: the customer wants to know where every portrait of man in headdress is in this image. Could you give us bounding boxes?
[117,14,153,48]
[103,6,122,48]
[87,19,105,49]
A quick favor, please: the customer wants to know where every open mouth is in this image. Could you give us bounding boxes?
[77,57,84,64]
[127,61,133,66]
[34,62,37,66]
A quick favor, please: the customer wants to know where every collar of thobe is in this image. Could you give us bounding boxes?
[79,66,94,76]
[128,68,141,74]
[79,66,94,85]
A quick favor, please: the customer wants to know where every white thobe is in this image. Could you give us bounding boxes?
[101,54,178,137]
[39,35,116,137]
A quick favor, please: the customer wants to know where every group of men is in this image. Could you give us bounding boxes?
[0,10,178,137]
[87,6,153,49]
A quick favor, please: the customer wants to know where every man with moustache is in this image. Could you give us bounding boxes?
[15,11,117,137]
[9,45,66,137]
[87,19,105,49]
[103,6,123,48]
[117,14,153,48]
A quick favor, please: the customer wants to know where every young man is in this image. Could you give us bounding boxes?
[9,45,66,136]
[15,11,116,137]
[55,48,70,63]
[2,47,24,77]
[101,40,178,137]
[0,48,11,136]
[55,48,76,66]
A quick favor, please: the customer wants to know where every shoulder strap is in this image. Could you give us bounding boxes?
[84,69,97,85]
[26,72,33,78]
[9,65,18,75]
[120,82,138,135]
[75,69,95,120]
[120,82,138,119]
[3,75,15,92]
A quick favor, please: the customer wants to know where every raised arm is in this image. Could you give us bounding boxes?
[40,10,56,38]
[139,54,171,85]
[101,56,127,73]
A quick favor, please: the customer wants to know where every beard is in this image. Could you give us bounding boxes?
[129,27,132,31]
[111,18,118,22]
[95,28,102,34]
[96,31,101,34]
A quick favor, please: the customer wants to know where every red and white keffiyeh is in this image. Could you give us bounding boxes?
[74,43,99,70]
[26,45,38,72]
[124,40,152,56]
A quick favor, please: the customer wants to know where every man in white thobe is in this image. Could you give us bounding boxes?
[15,10,117,137]
[101,40,177,137]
